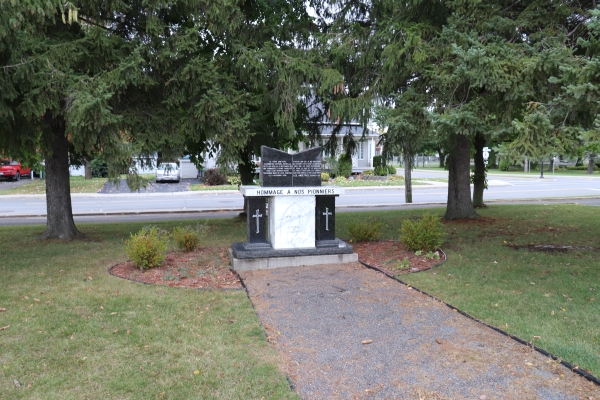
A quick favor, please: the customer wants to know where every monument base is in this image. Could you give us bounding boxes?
[228,248,359,272]
[230,239,354,259]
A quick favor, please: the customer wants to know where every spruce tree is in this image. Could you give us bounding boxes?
[1,0,320,238]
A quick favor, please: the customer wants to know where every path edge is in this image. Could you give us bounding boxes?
[358,257,600,386]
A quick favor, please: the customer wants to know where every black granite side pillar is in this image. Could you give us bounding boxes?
[315,195,336,245]
[246,196,267,244]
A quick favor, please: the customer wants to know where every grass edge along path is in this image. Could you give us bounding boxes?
[0,220,297,399]
[379,205,600,378]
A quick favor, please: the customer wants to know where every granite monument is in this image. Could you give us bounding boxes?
[229,146,357,270]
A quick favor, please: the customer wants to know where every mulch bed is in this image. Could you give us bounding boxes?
[109,247,243,289]
[109,241,442,289]
[352,240,445,275]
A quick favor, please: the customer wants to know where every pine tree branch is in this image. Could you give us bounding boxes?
[566,20,584,38]
[2,59,32,69]
[502,0,523,13]
[78,16,114,32]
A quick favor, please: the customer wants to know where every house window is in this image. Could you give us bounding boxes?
[358,142,364,160]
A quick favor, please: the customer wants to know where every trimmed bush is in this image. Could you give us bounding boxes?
[374,166,387,176]
[125,227,168,269]
[388,165,397,175]
[171,225,205,252]
[321,172,330,182]
[361,169,374,176]
[347,217,383,242]
[203,169,228,186]
[338,155,353,178]
[400,213,444,252]
[373,155,384,168]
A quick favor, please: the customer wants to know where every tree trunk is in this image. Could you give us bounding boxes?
[444,133,478,220]
[84,159,92,179]
[238,147,255,185]
[404,149,413,203]
[587,155,595,174]
[41,113,84,240]
[472,132,486,208]
[438,149,446,168]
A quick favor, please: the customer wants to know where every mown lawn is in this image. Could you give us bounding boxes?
[0,219,296,399]
[0,177,108,195]
[1,204,598,399]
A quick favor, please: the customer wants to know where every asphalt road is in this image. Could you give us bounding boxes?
[0,171,599,226]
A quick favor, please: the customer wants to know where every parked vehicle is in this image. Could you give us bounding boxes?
[155,162,180,183]
[0,159,31,181]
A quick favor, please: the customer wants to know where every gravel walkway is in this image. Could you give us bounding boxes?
[240,263,599,399]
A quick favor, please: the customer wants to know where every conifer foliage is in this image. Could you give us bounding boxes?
[0,0,319,238]
[316,0,599,219]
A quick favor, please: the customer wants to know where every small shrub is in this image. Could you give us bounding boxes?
[203,169,228,186]
[361,169,374,176]
[347,217,383,242]
[374,166,387,176]
[338,155,353,178]
[393,258,411,271]
[172,224,208,252]
[125,226,168,269]
[333,176,347,184]
[387,165,397,175]
[400,213,444,252]
[423,250,441,260]
[321,172,330,182]
[227,175,242,186]
[373,155,384,168]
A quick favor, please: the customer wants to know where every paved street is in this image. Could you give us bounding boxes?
[0,171,598,225]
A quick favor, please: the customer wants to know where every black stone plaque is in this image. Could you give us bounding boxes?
[260,146,322,187]
[315,196,336,242]
[246,196,267,244]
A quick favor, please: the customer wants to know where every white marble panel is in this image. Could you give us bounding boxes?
[240,186,344,196]
[268,196,315,249]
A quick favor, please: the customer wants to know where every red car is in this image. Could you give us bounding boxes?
[0,159,31,181]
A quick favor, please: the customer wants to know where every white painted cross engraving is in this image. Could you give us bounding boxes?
[323,207,332,231]
[252,209,263,233]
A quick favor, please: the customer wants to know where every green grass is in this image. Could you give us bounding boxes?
[0,177,108,195]
[2,204,599,397]
[336,205,600,376]
[189,184,240,191]
[190,179,430,190]
[0,219,296,399]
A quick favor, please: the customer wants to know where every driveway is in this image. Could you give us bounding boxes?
[97,178,201,194]
[0,176,35,191]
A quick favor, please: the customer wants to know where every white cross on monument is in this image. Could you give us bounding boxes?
[323,207,332,231]
[252,209,263,234]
